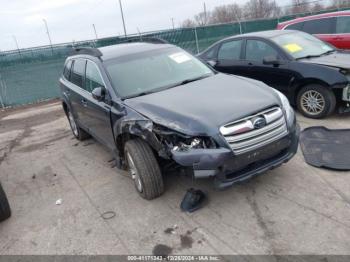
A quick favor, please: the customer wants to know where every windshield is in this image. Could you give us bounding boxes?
[105,47,214,99]
[271,31,334,59]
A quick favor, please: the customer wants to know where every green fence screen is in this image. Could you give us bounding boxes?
[0,8,347,108]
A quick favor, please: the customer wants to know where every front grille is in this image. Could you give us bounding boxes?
[220,107,288,155]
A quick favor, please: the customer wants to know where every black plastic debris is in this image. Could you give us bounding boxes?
[180,188,207,213]
[300,126,350,171]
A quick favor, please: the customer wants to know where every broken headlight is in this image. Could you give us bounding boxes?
[153,124,217,152]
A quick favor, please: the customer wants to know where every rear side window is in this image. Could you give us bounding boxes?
[302,18,335,34]
[70,59,86,88]
[245,40,279,61]
[85,60,105,92]
[285,22,304,31]
[63,60,72,80]
[336,16,350,33]
[218,40,242,60]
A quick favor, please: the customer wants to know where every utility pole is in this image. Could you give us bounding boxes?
[43,19,54,54]
[118,0,127,37]
[203,2,207,25]
[171,18,175,30]
[92,24,98,40]
[12,35,21,57]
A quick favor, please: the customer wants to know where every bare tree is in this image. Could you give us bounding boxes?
[330,0,350,9]
[181,19,196,28]
[209,4,243,24]
[194,12,208,26]
[243,0,281,19]
[310,2,325,13]
[285,0,312,15]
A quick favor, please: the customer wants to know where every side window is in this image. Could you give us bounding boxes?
[70,59,86,88]
[302,18,335,34]
[285,22,304,31]
[204,47,217,60]
[246,40,279,61]
[336,16,350,33]
[85,60,105,92]
[218,40,242,60]
[63,60,72,80]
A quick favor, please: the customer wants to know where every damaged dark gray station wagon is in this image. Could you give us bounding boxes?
[60,39,300,200]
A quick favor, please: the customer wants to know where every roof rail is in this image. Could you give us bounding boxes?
[122,37,169,44]
[70,47,103,57]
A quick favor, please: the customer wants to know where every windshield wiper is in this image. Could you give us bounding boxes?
[297,50,336,60]
[172,74,213,87]
[122,91,157,100]
[320,50,336,56]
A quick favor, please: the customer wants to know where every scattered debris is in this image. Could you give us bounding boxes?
[164,227,175,234]
[83,142,94,147]
[101,211,116,220]
[152,244,173,256]
[55,199,62,205]
[32,174,36,179]
[180,188,207,213]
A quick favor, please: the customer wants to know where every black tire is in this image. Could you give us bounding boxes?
[0,183,11,222]
[124,139,164,200]
[297,84,336,119]
[66,108,90,141]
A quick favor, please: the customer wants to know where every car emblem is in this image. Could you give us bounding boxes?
[253,117,266,129]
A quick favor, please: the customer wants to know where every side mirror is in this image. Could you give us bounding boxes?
[207,60,217,67]
[263,56,280,66]
[92,87,105,102]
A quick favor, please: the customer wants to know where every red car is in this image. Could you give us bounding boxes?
[277,11,350,49]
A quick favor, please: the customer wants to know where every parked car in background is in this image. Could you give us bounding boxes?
[59,40,299,199]
[199,30,350,119]
[277,11,350,50]
[0,183,11,222]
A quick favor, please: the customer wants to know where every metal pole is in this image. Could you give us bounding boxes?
[171,18,175,30]
[137,27,142,40]
[118,0,127,37]
[12,35,21,57]
[43,19,54,54]
[233,10,242,34]
[92,24,98,40]
[203,2,207,25]
[194,27,200,54]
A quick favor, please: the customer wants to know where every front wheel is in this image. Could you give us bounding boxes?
[297,85,336,119]
[124,139,164,200]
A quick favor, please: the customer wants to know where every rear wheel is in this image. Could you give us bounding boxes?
[124,139,164,200]
[66,108,90,141]
[297,84,336,119]
[0,183,11,222]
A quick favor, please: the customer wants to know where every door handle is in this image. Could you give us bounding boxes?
[81,99,88,107]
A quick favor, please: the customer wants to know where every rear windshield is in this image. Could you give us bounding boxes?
[104,47,213,99]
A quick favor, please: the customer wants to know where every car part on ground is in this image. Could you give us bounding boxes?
[300,126,350,170]
[180,188,207,213]
[198,30,350,119]
[60,42,299,199]
[0,183,11,222]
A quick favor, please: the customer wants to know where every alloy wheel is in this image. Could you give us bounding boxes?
[126,152,143,193]
[300,90,325,116]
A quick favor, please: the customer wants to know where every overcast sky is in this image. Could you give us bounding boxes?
[0,0,293,51]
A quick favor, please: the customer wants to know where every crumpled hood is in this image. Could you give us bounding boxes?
[300,52,350,69]
[124,73,280,136]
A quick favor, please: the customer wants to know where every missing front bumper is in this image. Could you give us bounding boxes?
[171,124,300,189]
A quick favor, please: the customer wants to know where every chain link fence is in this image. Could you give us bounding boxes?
[0,8,347,108]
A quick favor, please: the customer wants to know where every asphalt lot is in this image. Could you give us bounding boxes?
[0,100,350,255]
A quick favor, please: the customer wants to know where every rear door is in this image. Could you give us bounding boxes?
[68,59,89,129]
[214,39,250,77]
[335,16,350,49]
[243,39,294,94]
